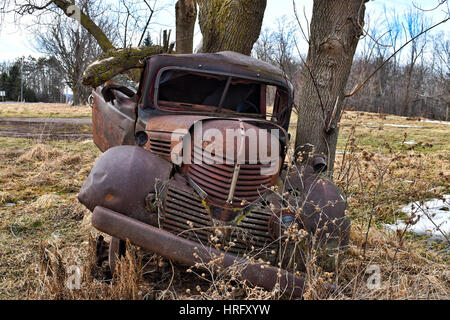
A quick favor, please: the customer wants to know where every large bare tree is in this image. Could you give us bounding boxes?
[2,0,267,86]
[294,0,367,172]
[34,0,110,105]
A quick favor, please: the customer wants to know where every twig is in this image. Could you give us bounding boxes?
[345,16,450,98]
[416,204,450,244]
[293,0,309,45]
[10,224,19,238]
[413,0,447,12]
[138,0,156,46]
[158,258,175,300]
[326,96,339,133]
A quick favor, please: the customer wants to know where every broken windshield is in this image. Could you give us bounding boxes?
[156,69,262,115]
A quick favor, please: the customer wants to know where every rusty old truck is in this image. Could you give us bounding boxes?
[78,51,349,297]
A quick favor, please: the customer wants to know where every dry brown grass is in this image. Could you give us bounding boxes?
[0,110,448,300]
[0,138,99,298]
[0,103,91,118]
[335,224,449,299]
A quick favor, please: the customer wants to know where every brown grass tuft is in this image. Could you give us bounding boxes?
[18,144,62,162]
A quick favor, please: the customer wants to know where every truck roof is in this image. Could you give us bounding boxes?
[143,51,293,93]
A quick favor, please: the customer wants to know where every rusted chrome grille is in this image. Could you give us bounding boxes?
[187,145,276,204]
[162,185,213,243]
[162,185,277,261]
[228,209,277,257]
[149,138,171,157]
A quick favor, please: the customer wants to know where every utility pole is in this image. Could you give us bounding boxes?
[20,58,23,103]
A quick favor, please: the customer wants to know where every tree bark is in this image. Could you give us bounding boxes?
[197,0,266,55]
[72,81,79,106]
[294,0,366,174]
[175,0,197,54]
[400,64,413,116]
[82,46,165,87]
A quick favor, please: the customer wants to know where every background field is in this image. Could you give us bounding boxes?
[0,103,91,118]
[0,103,448,299]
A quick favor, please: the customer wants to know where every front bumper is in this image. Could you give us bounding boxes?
[92,205,335,298]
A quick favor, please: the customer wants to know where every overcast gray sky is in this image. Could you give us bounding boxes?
[0,0,448,61]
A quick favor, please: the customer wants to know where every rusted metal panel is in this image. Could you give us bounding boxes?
[91,88,136,152]
[144,115,288,169]
[284,164,350,248]
[185,119,280,208]
[92,205,323,298]
[78,145,171,226]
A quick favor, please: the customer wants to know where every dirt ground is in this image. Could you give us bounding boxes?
[0,117,92,140]
[0,103,92,139]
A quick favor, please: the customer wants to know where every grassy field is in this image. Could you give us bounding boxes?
[0,104,448,299]
[0,103,91,118]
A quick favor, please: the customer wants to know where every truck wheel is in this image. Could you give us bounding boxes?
[109,237,126,274]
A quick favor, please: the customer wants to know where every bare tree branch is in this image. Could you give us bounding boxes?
[345,16,449,98]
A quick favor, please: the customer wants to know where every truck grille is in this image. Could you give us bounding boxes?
[227,209,277,258]
[161,184,277,262]
[149,138,171,157]
[162,185,212,243]
[146,131,172,158]
[187,145,277,205]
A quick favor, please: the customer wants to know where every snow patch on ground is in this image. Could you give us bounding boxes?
[420,119,450,125]
[383,123,423,128]
[362,122,423,128]
[385,195,450,240]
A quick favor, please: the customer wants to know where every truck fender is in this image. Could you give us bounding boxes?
[284,164,350,249]
[78,145,171,225]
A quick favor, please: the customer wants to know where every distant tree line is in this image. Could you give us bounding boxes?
[0,56,65,102]
[253,10,449,121]
[0,29,157,105]
[346,32,449,121]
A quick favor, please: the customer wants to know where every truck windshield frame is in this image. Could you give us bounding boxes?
[151,66,291,124]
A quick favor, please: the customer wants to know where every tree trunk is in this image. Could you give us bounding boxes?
[400,65,413,116]
[72,81,79,106]
[197,0,266,55]
[294,0,366,174]
[175,0,197,54]
[82,46,166,87]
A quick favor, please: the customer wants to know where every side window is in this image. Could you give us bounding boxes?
[269,87,290,128]
[265,85,276,121]
[137,62,151,107]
